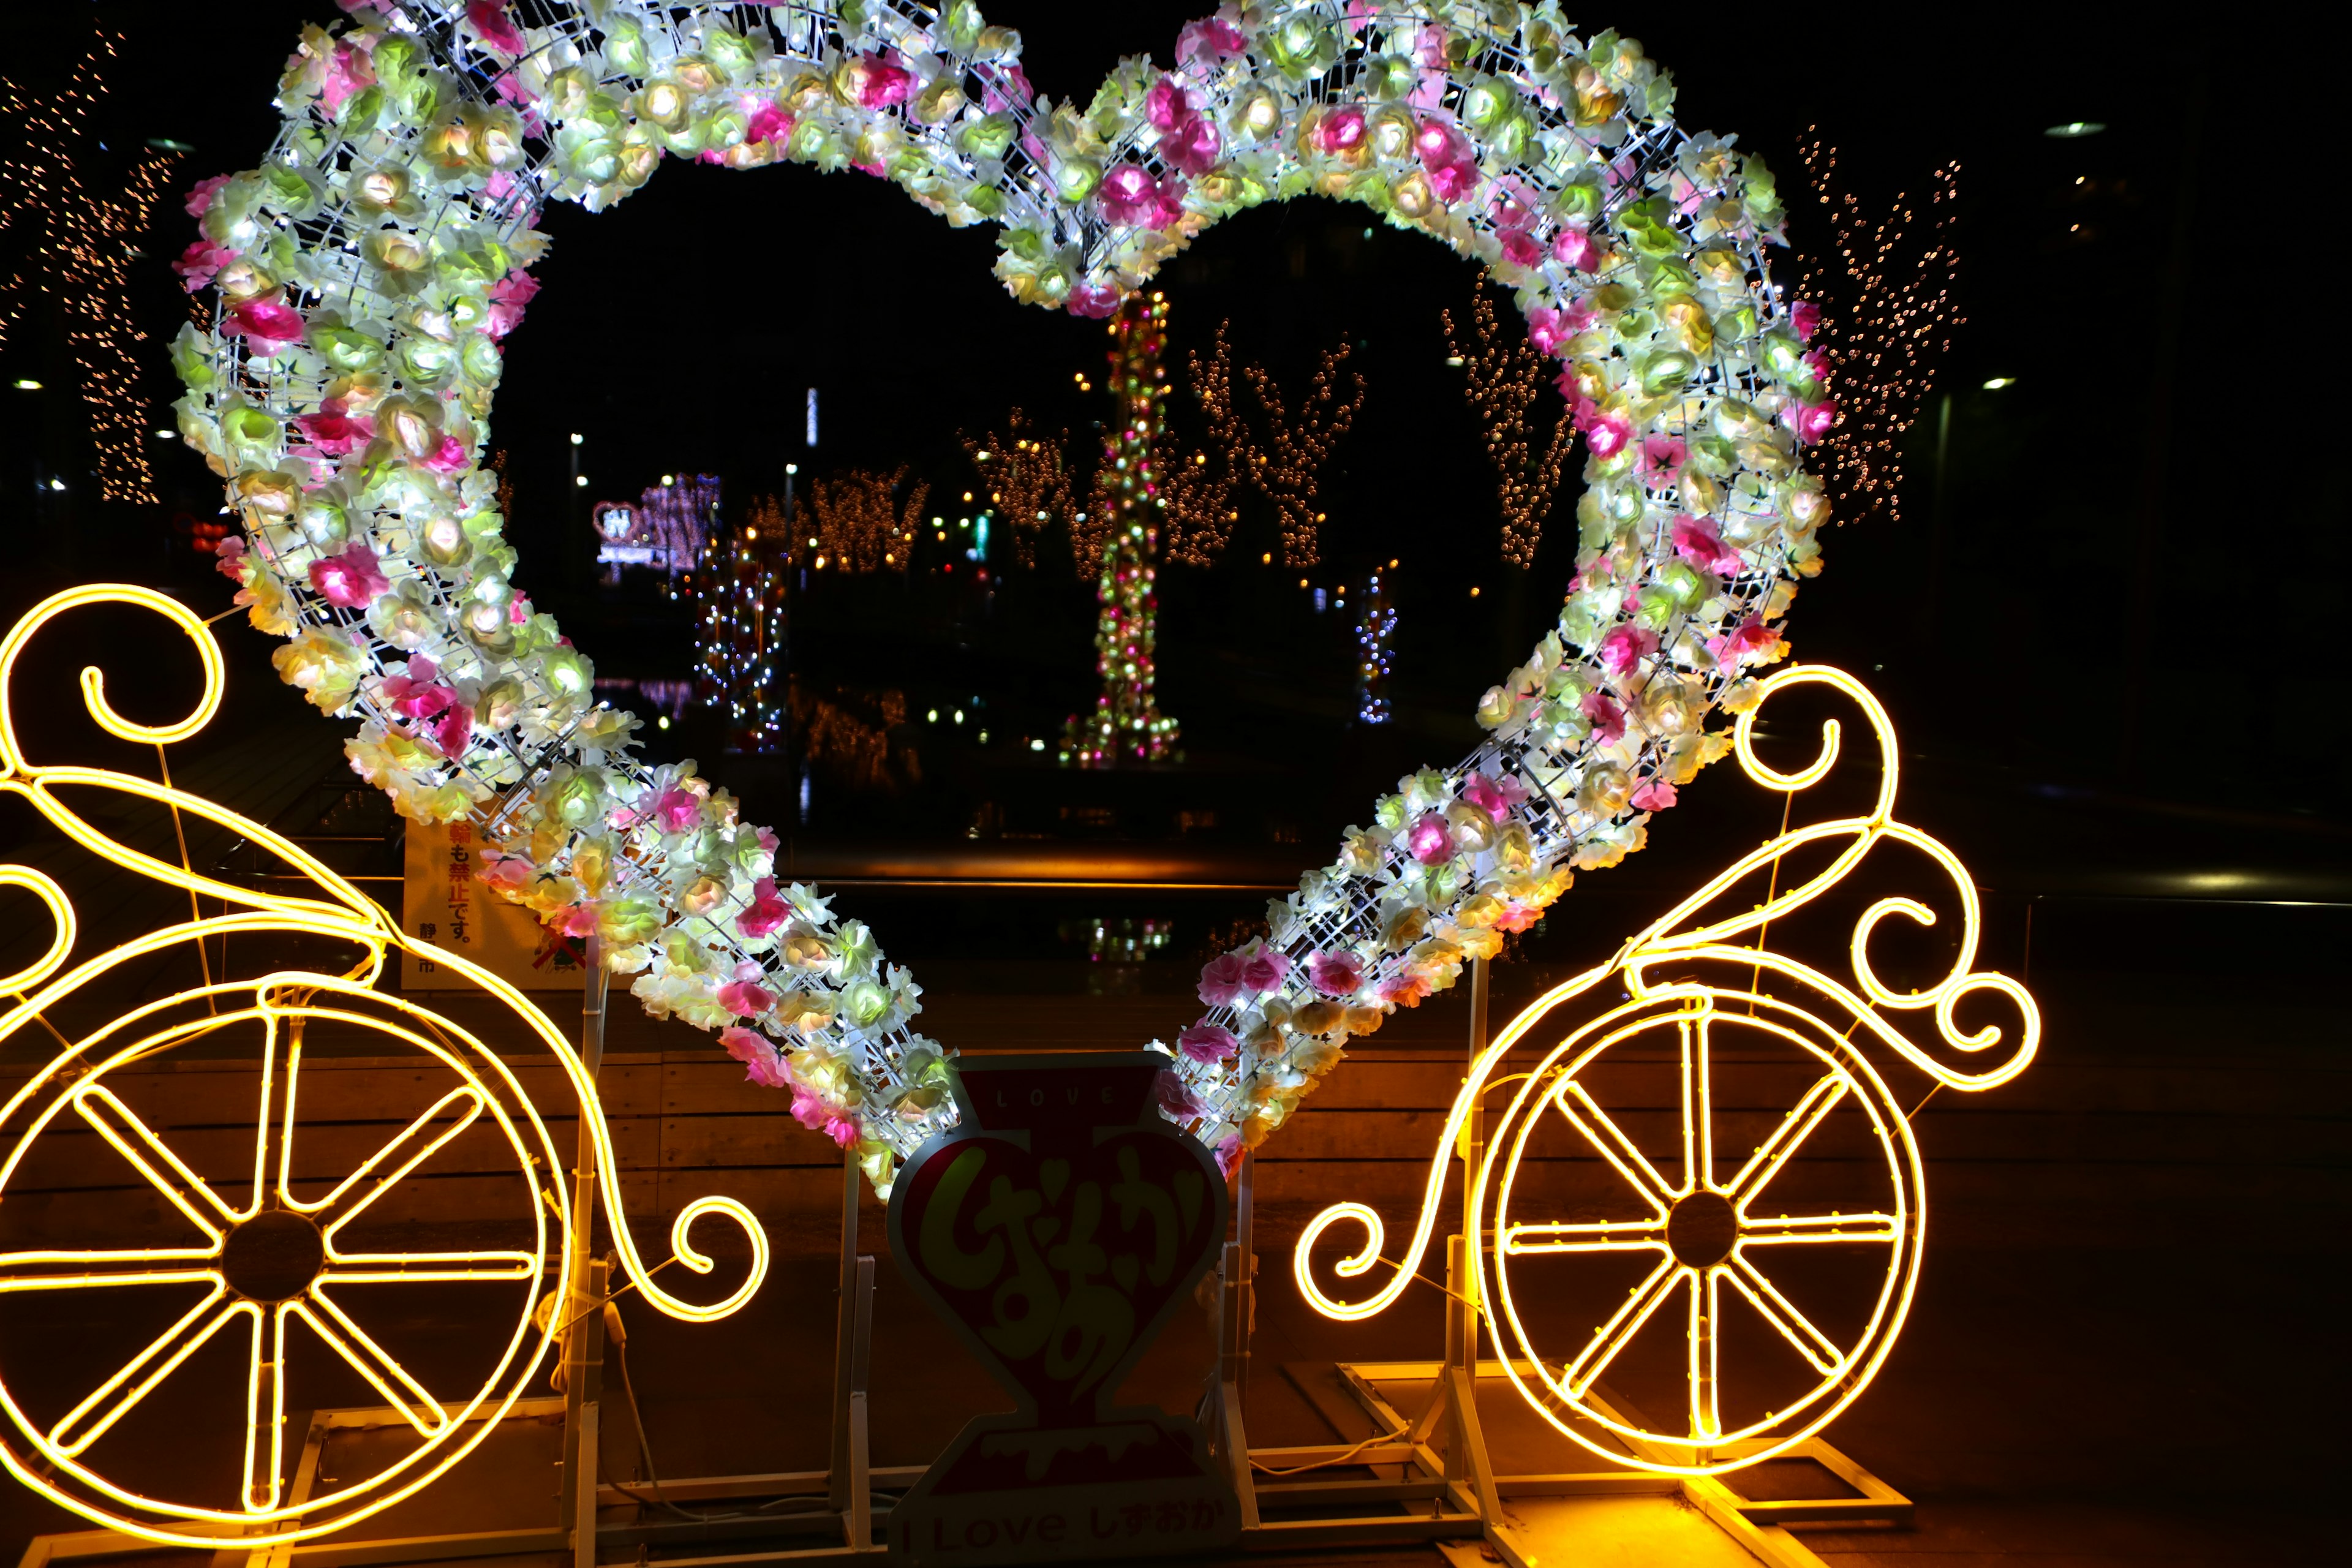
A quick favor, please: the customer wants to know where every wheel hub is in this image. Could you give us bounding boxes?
[220,1210,324,1303]
[1666,1189,1738,1269]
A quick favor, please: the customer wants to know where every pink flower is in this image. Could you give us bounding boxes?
[1098,164,1186,228]
[722,1026,791,1090]
[1067,282,1123,318]
[1525,307,1572,357]
[1672,514,1743,577]
[1414,116,1477,202]
[855,52,913,110]
[173,240,235,292]
[228,298,306,352]
[1494,902,1542,934]
[430,704,473,759]
[1198,952,1249,1008]
[464,1,526,57]
[736,876,791,940]
[1629,778,1678,812]
[1598,624,1658,675]
[747,100,793,145]
[1405,813,1453,865]
[756,826,780,856]
[184,174,230,219]
[1177,16,1248,67]
[1461,772,1524,823]
[480,851,531,889]
[1636,434,1687,483]
[1553,226,1600,271]
[1791,399,1838,445]
[423,434,470,474]
[486,268,540,339]
[715,961,775,1018]
[654,787,702,833]
[1306,950,1365,997]
[297,397,372,456]
[1581,692,1626,747]
[977,61,1032,112]
[1213,1134,1244,1178]
[1147,77,1220,174]
[214,536,247,581]
[1238,946,1292,992]
[308,544,389,608]
[557,903,600,938]
[1790,301,1820,342]
[1154,1068,1207,1122]
[1708,617,1782,672]
[380,658,452,718]
[1317,106,1367,154]
[321,39,377,114]
[1501,230,1542,268]
[790,1081,859,1147]
[1585,410,1632,459]
[1177,1021,1237,1063]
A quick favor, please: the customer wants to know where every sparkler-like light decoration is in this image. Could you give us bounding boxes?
[0,585,769,1548]
[1443,285,1577,566]
[0,24,181,504]
[1162,325,1246,568]
[961,412,1076,571]
[1792,134,1964,522]
[1064,291,1180,768]
[806,466,928,575]
[1242,336,1366,570]
[1292,665,2038,1476]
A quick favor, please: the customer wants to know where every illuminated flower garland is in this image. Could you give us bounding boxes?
[176,0,1825,1191]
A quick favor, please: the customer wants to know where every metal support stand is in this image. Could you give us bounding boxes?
[557,937,609,1568]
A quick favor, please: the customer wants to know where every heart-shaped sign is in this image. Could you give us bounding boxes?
[178,0,1826,1191]
[884,1053,1237,1562]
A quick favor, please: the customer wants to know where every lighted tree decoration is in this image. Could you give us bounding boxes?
[1162,325,1248,567]
[632,472,720,586]
[1355,565,1397,725]
[807,466,928,574]
[1063,291,1180,768]
[961,412,1075,569]
[1443,284,1577,566]
[1241,335,1366,568]
[1792,132,1964,521]
[695,489,793,753]
[0,24,181,505]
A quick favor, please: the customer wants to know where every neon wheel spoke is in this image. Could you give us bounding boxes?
[1683,1017,1713,1193]
[325,1250,537,1283]
[1560,1256,1682,1398]
[1739,1211,1900,1245]
[1689,1267,1721,1442]
[1551,1080,1677,1213]
[242,1305,288,1513]
[1504,1218,1668,1255]
[48,1286,243,1456]
[1724,1072,1847,1207]
[72,1085,235,1235]
[1723,1255,1844,1375]
[0,1251,219,1292]
[293,1292,447,1435]
[312,1088,486,1235]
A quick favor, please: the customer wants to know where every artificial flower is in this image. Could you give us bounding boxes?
[1178,1021,1238,1063]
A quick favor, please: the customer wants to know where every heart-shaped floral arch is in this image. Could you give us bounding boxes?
[174,0,1831,1194]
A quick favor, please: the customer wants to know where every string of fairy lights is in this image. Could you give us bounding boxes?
[0,24,180,505]
[1793,132,1964,522]
[1355,565,1397,725]
[807,466,929,573]
[1162,326,1245,567]
[1443,284,1577,567]
[1063,291,1180,767]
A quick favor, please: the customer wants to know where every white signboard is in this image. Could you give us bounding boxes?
[401,819,588,991]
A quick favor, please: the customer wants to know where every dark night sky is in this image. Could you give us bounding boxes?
[4,1,2342,842]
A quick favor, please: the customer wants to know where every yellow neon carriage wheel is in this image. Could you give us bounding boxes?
[1481,986,1924,1475]
[0,971,569,1547]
